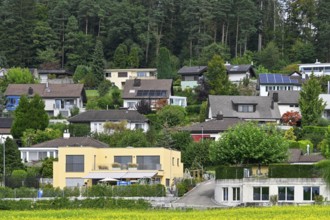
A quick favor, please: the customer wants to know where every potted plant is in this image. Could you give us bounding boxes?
[128,163,138,170]
[112,162,121,170]
[98,165,109,170]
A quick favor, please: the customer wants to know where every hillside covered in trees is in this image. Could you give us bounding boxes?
[0,0,329,72]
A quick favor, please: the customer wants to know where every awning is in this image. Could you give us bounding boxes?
[84,171,157,179]
[99,177,118,182]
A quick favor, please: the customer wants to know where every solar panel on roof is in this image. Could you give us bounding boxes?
[282,77,291,83]
[266,74,274,84]
[259,74,267,83]
[274,74,283,83]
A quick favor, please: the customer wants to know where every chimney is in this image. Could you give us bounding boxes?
[63,130,70,139]
[315,59,320,64]
[133,78,141,87]
[216,112,223,120]
[28,87,34,95]
[273,92,278,102]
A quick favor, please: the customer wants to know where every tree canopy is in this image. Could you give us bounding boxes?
[209,122,289,165]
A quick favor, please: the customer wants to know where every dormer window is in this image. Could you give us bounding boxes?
[238,104,254,112]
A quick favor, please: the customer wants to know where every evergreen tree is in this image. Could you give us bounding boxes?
[91,39,105,85]
[299,75,326,126]
[113,44,128,68]
[206,55,237,95]
[0,138,24,175]
[128,46,140,68]
[11,95,49,139]
[157,47,172,79]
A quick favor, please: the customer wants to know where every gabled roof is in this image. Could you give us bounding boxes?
[0,117,13,128]
[182,118,243,133]
[288,149,324,163]
[30,137,109,148]
[177,66,208,76]
[68,110,147,123]
[225,64,256,77]
[259,74,301,85]
[122,79,172,99]
[5,83,85,98]
[38,69,73,75]
[268,91,300,105]
[208,95,281,120]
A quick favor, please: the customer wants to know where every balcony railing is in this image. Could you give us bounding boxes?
[93,163,162,171]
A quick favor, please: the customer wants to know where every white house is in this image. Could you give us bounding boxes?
[67,110,149,133]
[177,66,207,89]
[0,118,13,140]
[104,68,157,90]
[268,91,300,117]
[5,83,86,117]
[258,73,303,97]
[299,60,330,77]
[225,63,256,83]
[319,94,330,120]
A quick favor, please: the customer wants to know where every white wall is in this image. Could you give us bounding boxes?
[228,73,246,82]
[278,105,300,117]
[259,85,301,96]
[123,100,139,109]
[90,121,149,133]
[215,178,330,206]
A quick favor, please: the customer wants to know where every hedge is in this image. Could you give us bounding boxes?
[0,198,150,210]
[268,164,321,178]
[288,140,314,153]
[186,105,201,115]
[302,126,328,135]
[215,166,251,180]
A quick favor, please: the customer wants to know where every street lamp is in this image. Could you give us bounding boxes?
[1,137,5,187]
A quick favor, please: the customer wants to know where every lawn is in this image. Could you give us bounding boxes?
[1,205,330,220]
[85,89,99,98]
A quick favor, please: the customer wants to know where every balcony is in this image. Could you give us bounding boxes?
[93,163,162,171]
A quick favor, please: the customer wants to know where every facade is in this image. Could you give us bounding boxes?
[258,73,303,97]
[319,94,330,120]
[67,110,149,133]
[177,66,207,89]
[208,94,281,123]
[122,79,187,109]
[225,63,256,82]
[4,83,86,117]
[53,147,183,188]
[268,91,300,117]
[35,69,73,84]
[104,68,157,90]
[0,117,13,140]
[182,116,242,141]
[299,61,330,77]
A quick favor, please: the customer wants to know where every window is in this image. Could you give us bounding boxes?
[238,105,254,112]
[127,102,136,109]
[137,156,160,170]
[223,187,228,201]
[66,155,84,172]
[177,158,179,166]
[118,72,128,77]
[233,187,240,201]
[114,156,132,169]
[278,187,294,201]
[105,72,111,77]
[38,152,48,160]
[303,187,320,201]
[135,123,144,130]
[166,178,170,187]
[253,187,269,201]
[137,72,147,77]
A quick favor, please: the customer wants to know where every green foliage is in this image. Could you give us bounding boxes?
[115,130,150,147]
[135,100,152,115]
[284,128,297,141]
[73,65,91,83]
[171,131,193,152]
[183,140,213,169]
[254,41,282,71]
[198,43,230,65]
[6,68,36,84]
[209,122,289,165]
[299,75,326,126]
[215,166,247,179]
[113,44,128,68]
[68,124,90,137]
[22,128,62,146]
[268,164,320,178]
[206,55,238,95]
[40,158,57,178]
[185,105,201,115]
[97,80,112,97]
[176,179,197,197]
[128,46,140,68]
[91,39,105,84]
[315,160,330,187]
[0,138,24,175]
[157,105,186,127]
[157,47,173,79]
[199,101,208,122]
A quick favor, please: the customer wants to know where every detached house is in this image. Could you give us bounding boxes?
[67,110,149,133]
[177,66,207,89]
[225,63,256,82]
[208,94,281,123]
[0,117,13,140]
[268,91,300,117]
[122,79,187,109]
[5,83,86,117]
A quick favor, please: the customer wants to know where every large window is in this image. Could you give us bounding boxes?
[66,155,84,172]
[223,187,228,201]
[233,187,240,201]
[118,72,128,77]
[137,72,147,77]
[137,156,160,170]
[253,187,269,201]
[303,187,320,201]
[238,105,254,112]
[114,156,132,169]
[278,187,294,201]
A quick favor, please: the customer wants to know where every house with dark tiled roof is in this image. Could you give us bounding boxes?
[268,91,300,117]
[68,110,149,133]
[208,94,281,123]
[177,66,207,89]
[182,115,242,141]
[18,133,108,163]
[122,79,186,109]
[37,69,73,84]
[258,73,304,96]
[225,63,256,82]
[4,83,86,117]
[0,117,13,140]
[288,149,324,165]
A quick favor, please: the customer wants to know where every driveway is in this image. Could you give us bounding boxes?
[173,180,221,208]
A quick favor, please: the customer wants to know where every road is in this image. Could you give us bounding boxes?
[173,180,220,208]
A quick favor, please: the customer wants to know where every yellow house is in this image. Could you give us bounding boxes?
[104,68,157,89]
[53,146,183,189]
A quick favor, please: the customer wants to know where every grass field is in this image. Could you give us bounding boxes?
[2,205,330,220]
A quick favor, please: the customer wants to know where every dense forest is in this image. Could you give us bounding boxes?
[0,0,329,73]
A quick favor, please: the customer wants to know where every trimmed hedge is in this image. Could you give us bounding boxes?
[302,126,328,135]
[186,105,201,115]
[0,198,150,210]
[215,166,251,179]
[268,164,321,178]
[288,140,314,153]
